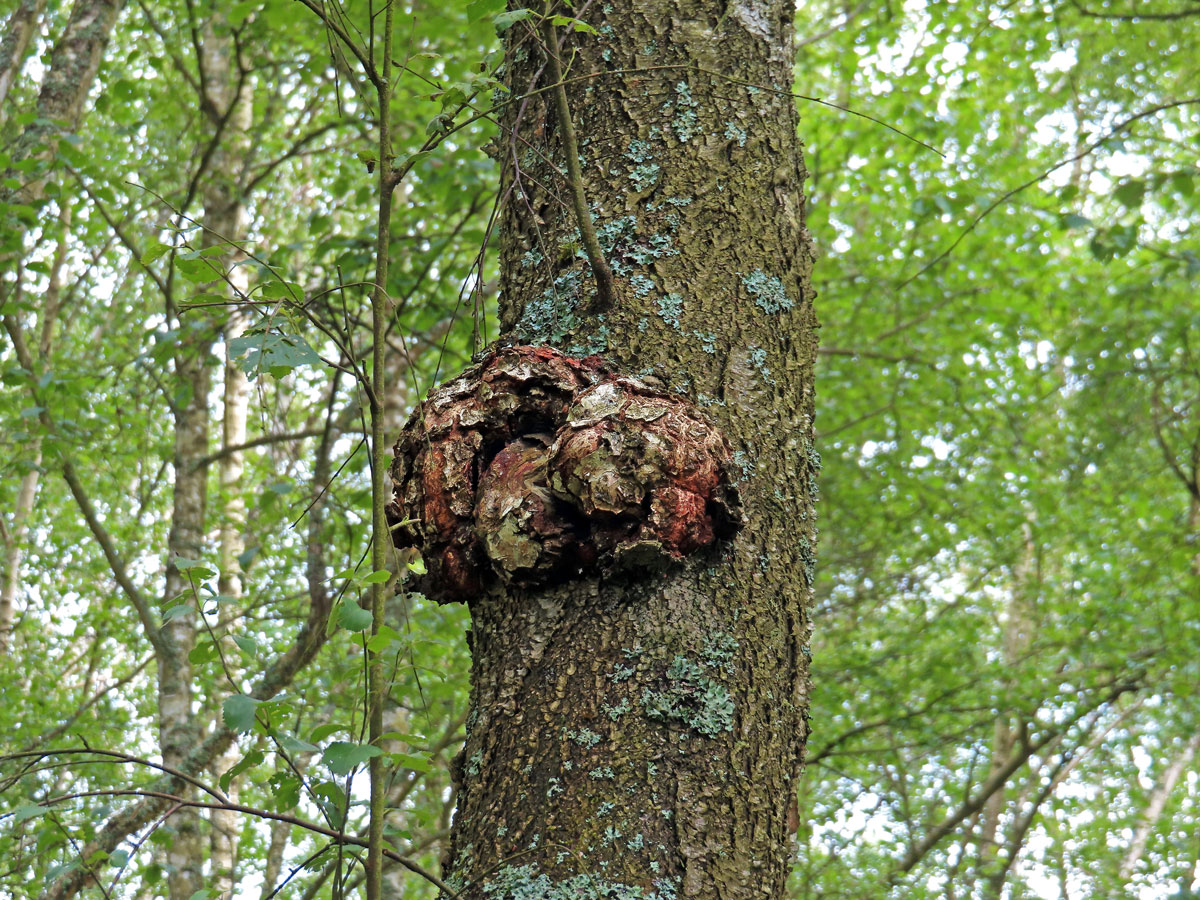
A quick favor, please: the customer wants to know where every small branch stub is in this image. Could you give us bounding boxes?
[388,346,741,602]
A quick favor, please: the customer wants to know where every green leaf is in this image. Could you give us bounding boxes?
[279,733,319,754]
[222,694,262,733]
[360,569,391,584]
[141,241,172,264]
[161,604,192,624]
[338,600,373,632]
[311,780,347,827]
[1110,222,1138,253]
[228,0,257,26]
[466,0,503,22]
[1171,171,1195,197]
[493,8,533,31]
[232,634,257,656]
[551,14,598,34]
[188,642,217,665]
[259,280,305,302]
[229,332,322,379]
[12,804,49,823]
[388,751,433,772]
[176,256,217,282]
[322,741,384,775]
[365,624,403,653]
[269,773,301,811]
[397,150,431,171]
[1113,179,1145,208]
[309,723,342,743]
[1059,212,1092,230]
[219,749,264,792]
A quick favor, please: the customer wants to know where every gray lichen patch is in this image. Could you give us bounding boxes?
[740,269,795,314]
[641,654,735,738]
[388,345,741,602]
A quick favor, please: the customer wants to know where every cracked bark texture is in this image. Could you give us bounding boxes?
[415,2,818,897]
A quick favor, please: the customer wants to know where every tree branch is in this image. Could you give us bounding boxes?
[540,5,615,311]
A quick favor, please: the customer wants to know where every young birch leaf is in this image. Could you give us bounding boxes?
[322,741,383,776]
[223,694,261,733]
[338,600,373,632]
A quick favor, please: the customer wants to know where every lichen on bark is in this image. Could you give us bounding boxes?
[387,344,740,602]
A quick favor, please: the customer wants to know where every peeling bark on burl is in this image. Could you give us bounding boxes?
[387,345,741,603]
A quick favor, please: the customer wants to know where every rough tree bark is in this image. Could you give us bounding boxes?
[390,2,818,897]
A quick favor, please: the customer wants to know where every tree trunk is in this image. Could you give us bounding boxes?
[394,3,818,897]
[208,35,252,900]
[162,14,253,897]
[0,0,124,207]
[0,0,48,120]
[1119,733,1200,881]
[0,202,69,655]
[976,519,1037,896]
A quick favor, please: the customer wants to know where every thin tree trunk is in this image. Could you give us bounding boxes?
[1119,732,1200,880]
[258,818,294,900]
[401,3,819,897]
[160,351,209,899]
[209,95,252,900]
[976,519,1038,895]
[0,202,70,655]
[209,321,249,893]
[1,0,125,204]
[163,13,253,896]
[0,0,49,119]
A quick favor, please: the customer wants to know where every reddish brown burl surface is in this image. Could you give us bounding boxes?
[387,345,740,602]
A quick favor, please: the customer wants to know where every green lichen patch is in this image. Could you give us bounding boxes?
[481,864,681,900]
[701,631,739,674]
[568,727,603,749]
[568,321,610,357]
[641,655,734,738]
[516,268,587,344]
[655,293,683,330]
[630,274,655,297]
[666,81,700,143]
[748,346,776,385]
[691,331,717,354]
[741,269,795,314]
[630,163,661,190]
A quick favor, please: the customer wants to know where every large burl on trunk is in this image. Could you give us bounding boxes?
[388,345,741,601]
[389,1,818,897]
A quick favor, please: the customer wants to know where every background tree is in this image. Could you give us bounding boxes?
[0,0,1197,899]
